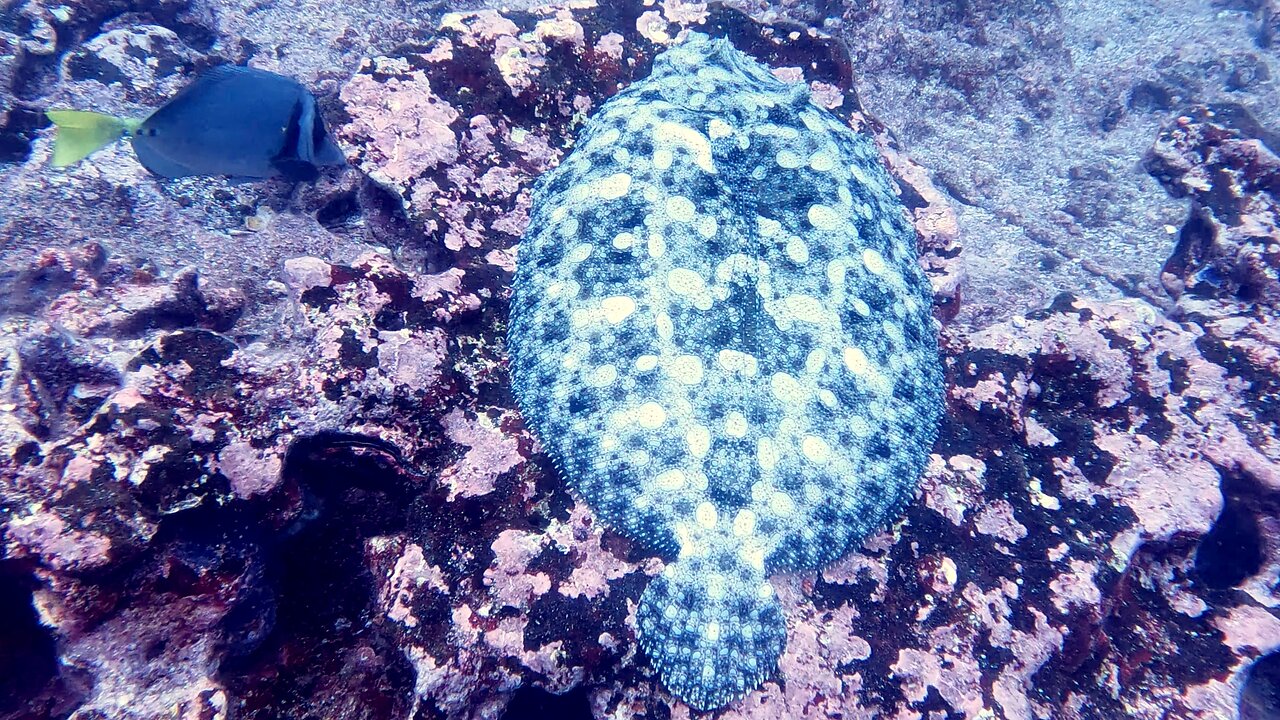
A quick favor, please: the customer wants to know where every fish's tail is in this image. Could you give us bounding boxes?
[45,111,143,167]
[636,550,786,710]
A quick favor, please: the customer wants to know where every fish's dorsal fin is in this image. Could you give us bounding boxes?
[164,65,282,108]
[188,64,264,87]
[45,111,142,167]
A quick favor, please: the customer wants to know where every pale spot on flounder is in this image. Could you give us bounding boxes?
[801,435,831,462]
[724,411,748,437]
[587,364,619,386]
[648,232,667,258]
[757,216,783,237]
[686,425,711,457]
[785,237,809,264]
[695,501,718,528]
[807,204,843,230]
[597,172,632,199]
[806,349,827,373]
[636,402,667,428]
[568,243,593,262]
[843,346,871,375]
[770,372,805,403]
[741,545,766,571]
[756,437,779,470]
[656,468,686,490]
[776,150,803,168]
[695,215,718,238]
[862,248,888,275]
[667,268,706,296]
[656,121,716,174]
[771,294,826,325]
[656,312,674,339]
[717,349,759,376]
[666,195,697,222]
[826,259,846,285]
[600,296,637,323]
[733,509,756,537]
[668,355,704,384]
[808,150,835,172]
[595,128,621,145]
[769,490,796,515]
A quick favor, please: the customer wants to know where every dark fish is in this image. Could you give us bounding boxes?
[47,66,345,181]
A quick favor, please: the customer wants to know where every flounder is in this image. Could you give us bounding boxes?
[508,33,943,710]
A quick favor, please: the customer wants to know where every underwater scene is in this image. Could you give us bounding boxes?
[0,0,1278,718]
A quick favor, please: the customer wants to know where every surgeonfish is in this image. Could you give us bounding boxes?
[47,65,345,180]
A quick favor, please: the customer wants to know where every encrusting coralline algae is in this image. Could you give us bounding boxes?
[508,33,943,709]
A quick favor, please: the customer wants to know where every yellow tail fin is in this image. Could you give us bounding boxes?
[45,111,143,167]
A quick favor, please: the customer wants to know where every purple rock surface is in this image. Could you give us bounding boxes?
[0,1,1278,719]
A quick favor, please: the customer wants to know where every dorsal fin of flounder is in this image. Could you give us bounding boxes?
[508,32,944,710]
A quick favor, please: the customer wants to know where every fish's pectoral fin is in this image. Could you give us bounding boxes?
[294,91,346,168]
[294,95,317,163]
[45,110,139,167]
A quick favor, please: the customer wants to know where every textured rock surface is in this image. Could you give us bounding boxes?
[0,1,1277,719]
[756,0,1280,330]
[1146,105,1280,309]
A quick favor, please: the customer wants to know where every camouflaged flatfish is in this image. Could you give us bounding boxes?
[507,33,944,710]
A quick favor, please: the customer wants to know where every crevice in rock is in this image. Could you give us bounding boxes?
[501,685,593,720]
[1241,650,1280,720]
[1194,468,1269,590]
[217,432,421,720]
[0,106,49,164]
[0,560,82,720]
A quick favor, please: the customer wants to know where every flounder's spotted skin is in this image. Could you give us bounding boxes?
[508,33,943,710]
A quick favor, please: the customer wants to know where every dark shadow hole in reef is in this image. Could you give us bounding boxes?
[316,190,362,232]
[354,179,452,277]
[216,432,420,720]
[1241,651,1280,720]
[1194,468,1267,590]
[0,560,58,716]
[501,685,593,720]
[0,106,49,164]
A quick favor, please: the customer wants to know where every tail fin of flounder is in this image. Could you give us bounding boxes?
[636,552,787,710]
[45,111,143,167]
